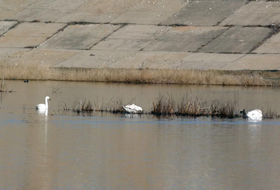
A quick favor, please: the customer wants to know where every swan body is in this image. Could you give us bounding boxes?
[36,96,51,110]
[247,109,262,121]
[241,109,262,121]
[122,104,142,114]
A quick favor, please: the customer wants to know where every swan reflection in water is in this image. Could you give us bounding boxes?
[34,100,50,189]
[37,108,48,116]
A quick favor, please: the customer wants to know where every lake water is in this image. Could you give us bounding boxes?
[1,81,280,190]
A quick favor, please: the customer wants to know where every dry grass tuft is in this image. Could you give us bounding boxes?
[210,100,236,118]
[73,99,93,114]
[151,94,238,118]
[152,94,175,115]
[93,97,124,113]
[263,108,280,119]
[177,96,202,116]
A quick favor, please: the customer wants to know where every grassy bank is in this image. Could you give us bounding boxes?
[0,63,279,86]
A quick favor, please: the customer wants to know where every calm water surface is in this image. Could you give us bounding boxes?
[0,81,280,190]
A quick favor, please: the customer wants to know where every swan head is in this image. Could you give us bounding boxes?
[45,96,51,101]
[240,109,247,118]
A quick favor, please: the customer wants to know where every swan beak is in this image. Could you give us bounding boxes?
[49,99,51,101]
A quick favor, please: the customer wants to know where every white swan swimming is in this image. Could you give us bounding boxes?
[36,96,51,111]
[122,104,143,114]
[241,109,262,121]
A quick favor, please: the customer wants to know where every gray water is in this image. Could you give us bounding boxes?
[0,81,280,190]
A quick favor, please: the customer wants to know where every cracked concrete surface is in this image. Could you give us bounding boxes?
[1,0,280,70]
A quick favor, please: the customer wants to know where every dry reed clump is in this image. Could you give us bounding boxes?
[151,94,238,118]
[93,97,124,113]
[0,62,277,86]
[177,96,202,116]
[72,99,93,114]
[263,108,280,119]
[210,100,237,118]
[107,98,125,113]
[152,94,175,115]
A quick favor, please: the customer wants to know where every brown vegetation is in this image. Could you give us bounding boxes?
[61,95,279,119]
[72,98,124,114]
[152,94,175,115]
[0,63,279,86]
[72,99,93,113]
[152,95,239,118]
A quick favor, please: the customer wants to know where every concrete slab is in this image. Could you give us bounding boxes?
[110,0,188,25]
[144,26,227,52]
[253,43,280,54]
[39,24,121,50]
[5,49,81,66]
[29,0,85,10]
[174,53,245,70]
[220,2,280,26]
[110,11,174,25]
[57,12,119,23]
[162,0,245,26]
[0,0,39,20]
[91,24,170,51]
[200,27,272,54]
[54,50,137,68]
[109,51,189,69]
[106,25,170,39]
[221,54,280,70]
[253,32,280,54]
[57,0,188,24]
[0,48,30,64]
[57,0,141,23]
[10,0,85,22]
[92,39,152,51]
[0,21,17,36]
[10,8,72,22]
[0,10,18,21]
[0,23,66,48]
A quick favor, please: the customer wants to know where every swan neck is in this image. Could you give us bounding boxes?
[45,97,48,108]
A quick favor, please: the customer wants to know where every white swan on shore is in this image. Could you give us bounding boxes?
[122,104,142,114]
[241,109,262,121]
[36,96,51,111]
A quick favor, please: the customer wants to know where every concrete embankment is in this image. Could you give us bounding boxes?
[1,0,280,71]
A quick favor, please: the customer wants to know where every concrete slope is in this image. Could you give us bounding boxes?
[1,0,280,71]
